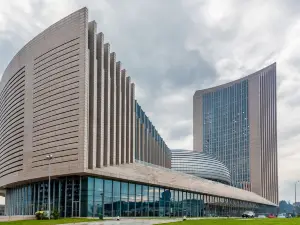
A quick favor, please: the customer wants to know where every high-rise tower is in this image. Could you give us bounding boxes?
[193,63,278,204]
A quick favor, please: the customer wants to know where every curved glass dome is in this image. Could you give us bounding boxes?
[171,149,231,185]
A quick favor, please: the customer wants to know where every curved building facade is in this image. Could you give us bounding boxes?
[171,149,231,185]
[0,8,277,217]
[193,64,278,204]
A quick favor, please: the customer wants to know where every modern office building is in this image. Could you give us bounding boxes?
[171,149,231,185]
[0,8,277,217]
[193,64,278,204]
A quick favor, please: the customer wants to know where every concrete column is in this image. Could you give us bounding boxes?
[130,83,135,163]
[136,116,140,161]
[149,125,152,164]
[115,61,122,165]
[153,132,157,165]
[110,52,117,166]
[88,21,97,169]
[96,32,104,168]
[141,122,145,162]
[121,70,127,164]
[103,43,111,166]
[125,76,132,164]
[144,118,148,163]
[152,130,155,165]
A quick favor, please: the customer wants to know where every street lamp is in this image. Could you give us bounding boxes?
[295,181,300,216]
[46,154,53,219]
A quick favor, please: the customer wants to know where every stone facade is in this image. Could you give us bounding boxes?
[0,7,170,188]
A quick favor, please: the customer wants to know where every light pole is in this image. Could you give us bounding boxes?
[295,181,300,216]
[46,154,53,219]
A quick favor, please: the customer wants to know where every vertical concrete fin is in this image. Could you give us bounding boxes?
[130,82,136,163]
[126,76,132,164]
[96,32,104,168]
[116,61,122,165]
[88,21,97,169]
[110,52,117,165]
[103,43,111,166]
[121,69,127,164]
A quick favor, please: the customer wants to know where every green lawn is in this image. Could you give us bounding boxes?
[0,218,100,225]
[165,218,300,225]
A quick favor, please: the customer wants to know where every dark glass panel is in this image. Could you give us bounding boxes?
[121,182,128,217]
[104,180,112,217]
[113,181,121,217]
[128,183,135,216]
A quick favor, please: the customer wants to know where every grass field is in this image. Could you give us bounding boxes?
[0,218,99,225]
[165,218,300,225]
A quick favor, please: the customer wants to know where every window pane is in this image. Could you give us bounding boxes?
[142,185,149,216]
[136,185,142,217]
[128,183,135,217]
[121,182,128,217]
[104,180,112,217]
[148,186,154,217]
[154,187,160,217]
[159,188,165,217]
[113,181,120,217]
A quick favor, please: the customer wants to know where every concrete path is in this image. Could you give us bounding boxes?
[61,217,237,225]
[61,219,181,225]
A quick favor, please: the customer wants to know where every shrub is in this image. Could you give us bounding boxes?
[35,211,47,220]
[51,209,60,220]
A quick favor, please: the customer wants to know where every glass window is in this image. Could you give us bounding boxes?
[113,181,121,217]
[164,189,171,217]
[178,190,182,217]
[120,182,128,217]
[104,180,112,217]
[135,185,142,217]
[154,187,160,217]
[159,188,165,217]
[94,178,103,217]
[142,185,149,216]
[148,186,154,217]
[170,190,175,217]
[59,180,66,218]
[128,183,135,217]
[186,192,191,217]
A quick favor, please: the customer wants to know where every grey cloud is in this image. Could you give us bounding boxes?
[85,0,216,98]
[168,121,192,141]
[0,40,15,74]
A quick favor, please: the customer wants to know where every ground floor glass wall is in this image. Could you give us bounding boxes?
[5,176,277,217]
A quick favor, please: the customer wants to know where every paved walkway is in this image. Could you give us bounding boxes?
[61,217,236,225]
[62,219,182,225]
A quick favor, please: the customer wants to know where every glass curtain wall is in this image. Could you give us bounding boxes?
[5,176,276,217]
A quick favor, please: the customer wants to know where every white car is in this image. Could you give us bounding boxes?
[277,213,286,218]
[257,214,266,218]
[242,211,255,218]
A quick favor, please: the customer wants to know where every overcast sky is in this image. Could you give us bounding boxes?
[0,0,299,204]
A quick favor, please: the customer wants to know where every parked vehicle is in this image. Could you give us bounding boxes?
[267,213,276,218]
[257,214,266,218]
[277,213,286,218]
[242,211,255,218]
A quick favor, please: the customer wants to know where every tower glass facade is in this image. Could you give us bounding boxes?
[202,80,250,189]
[194,64,278,204]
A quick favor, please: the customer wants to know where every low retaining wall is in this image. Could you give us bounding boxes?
[0,215,35,221]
